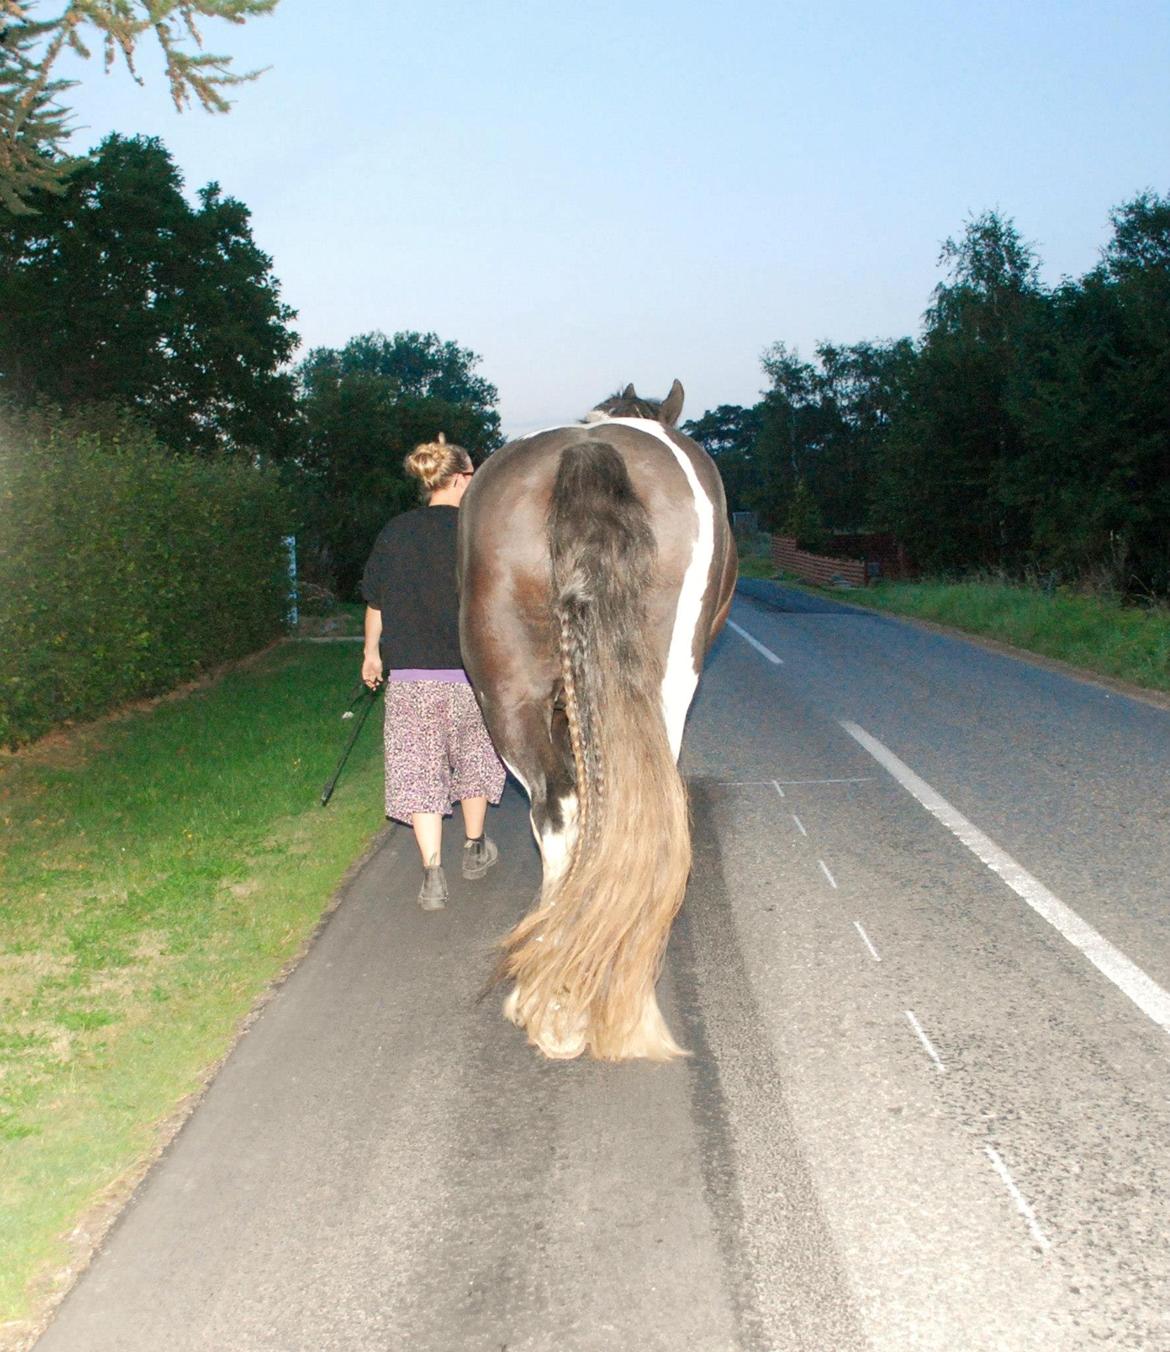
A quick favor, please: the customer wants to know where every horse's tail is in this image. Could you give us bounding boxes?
[501,439,691,1060]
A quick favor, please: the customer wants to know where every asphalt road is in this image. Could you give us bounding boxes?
[36,583,1170,1351]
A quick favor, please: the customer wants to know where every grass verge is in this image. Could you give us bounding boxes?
[0,642,386,1335]
[840,578,1170,693]
[295,600,364,639]
[735,532,777,580]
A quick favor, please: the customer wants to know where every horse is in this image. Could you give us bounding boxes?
[457,380,737,1061]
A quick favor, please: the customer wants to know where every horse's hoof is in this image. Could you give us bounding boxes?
[533,1029,586,1060]
[502,986,523,1026]
[503,986,587,1059]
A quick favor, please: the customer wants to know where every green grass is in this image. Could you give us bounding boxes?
[845,579,1170,692]
[0,642,386,1328]
[295,600,364,638]
[735,532,778,579]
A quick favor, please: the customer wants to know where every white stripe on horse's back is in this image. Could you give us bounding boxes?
[593,417,716,761]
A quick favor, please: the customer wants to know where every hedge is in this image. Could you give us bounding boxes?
[0,404,293,747]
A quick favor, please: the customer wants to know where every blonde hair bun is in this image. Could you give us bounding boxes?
[404,431,473,496]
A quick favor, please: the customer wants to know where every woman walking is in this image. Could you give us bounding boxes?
[360,434,506,910]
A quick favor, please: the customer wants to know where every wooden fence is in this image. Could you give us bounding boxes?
[768,533,915,587]
[771,535,868,587]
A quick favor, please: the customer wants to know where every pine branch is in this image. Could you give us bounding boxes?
[2,0,279,211]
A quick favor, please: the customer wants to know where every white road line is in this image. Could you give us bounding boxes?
[904,1010,946,1073]
[818,860,838,889]
[727,619,784,665]
[842,720,1170,1038]
[984,1145,1052,1252]
[702,778,875,787]
[854,920,881,961]
[776,777,874,786]
[792,814,807,836]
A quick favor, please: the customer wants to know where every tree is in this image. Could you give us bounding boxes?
[682,403,761,459]
[1006,192,1170,591]
[681,403,761,514]
[0,7,84,212]
[751,341,912,533]
[810,338,914,531]
[1,0,277,212]
[875,211,1043,572]
[752,343,823,528]
[295,331,502,597]
[749,198,1170,594]
[783,478,826,552]
[0,132,299,457]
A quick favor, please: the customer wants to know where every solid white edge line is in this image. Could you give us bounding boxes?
[854,920,881,961]
[984,1145,1052,1252]
[818,859,838,889]
[727,619,784,665]
[904,1009,946,1073]
[842,720,1170,1037]
[702,778,875,787]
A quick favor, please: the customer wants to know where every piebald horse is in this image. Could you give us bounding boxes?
[458,381,737,1061]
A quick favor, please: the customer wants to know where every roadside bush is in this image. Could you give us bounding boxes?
[0,403,292,746]
[783,479,827,553]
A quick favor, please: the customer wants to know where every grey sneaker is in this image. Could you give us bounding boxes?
[462,835,498,880]
[417,865,448,911]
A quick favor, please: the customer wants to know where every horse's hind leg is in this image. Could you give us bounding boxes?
[482,698,590,1057]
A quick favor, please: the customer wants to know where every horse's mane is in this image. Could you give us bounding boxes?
[587,388,663,421]
[585,379,684,427]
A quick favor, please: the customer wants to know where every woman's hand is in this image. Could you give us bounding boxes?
[362,605,384,689]
[361,650,383,690]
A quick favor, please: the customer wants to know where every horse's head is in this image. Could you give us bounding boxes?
[588,379,685,427]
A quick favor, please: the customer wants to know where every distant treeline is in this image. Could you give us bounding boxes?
[0,133,503,741]
[684,199,1170,597]
[0,133,503,606]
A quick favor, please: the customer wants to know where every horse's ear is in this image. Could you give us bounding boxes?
[622,383,637,400]
[659,379,684,427]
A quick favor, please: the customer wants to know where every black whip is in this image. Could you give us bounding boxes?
[320,679,382,806]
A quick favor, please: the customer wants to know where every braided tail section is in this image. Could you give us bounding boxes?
[500,440,692,1060]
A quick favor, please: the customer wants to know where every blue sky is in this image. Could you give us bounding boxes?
[58,0,1170,437]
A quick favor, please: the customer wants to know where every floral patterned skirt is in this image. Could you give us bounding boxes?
[383,680,505,824]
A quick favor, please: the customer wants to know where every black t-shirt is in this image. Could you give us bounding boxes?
[359,505,464,670]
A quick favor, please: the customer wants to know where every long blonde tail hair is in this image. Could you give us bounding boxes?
[500,440,691,1060]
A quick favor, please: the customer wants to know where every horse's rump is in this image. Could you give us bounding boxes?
[497,438,691,1059]
[459,382,736,1061]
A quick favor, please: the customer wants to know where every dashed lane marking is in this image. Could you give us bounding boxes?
[842,720,1170,1039]
[984,1145,1052,1252]
[727,620,784,665]
[904,1010,946,1073]
[818,860,838,890]
[853,920,881,962]
[776,777,874,786]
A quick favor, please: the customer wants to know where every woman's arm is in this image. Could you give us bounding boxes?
[362,606,384,688]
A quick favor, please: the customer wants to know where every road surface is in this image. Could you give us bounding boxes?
[36,582,1170,1350]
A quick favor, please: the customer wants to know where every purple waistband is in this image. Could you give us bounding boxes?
[388,668,469,684]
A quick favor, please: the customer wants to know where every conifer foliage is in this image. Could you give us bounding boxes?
[0,0,277,213]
